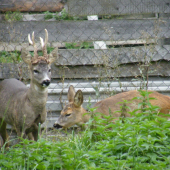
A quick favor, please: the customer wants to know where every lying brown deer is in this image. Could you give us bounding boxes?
[54,85,170,129]
[0,29,58,147]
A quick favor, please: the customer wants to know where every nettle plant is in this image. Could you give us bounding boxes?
[74,90,170,168]
[1,90,170,169]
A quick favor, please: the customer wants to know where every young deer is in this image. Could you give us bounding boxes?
[54,85,170,129]
[0,29,58,147]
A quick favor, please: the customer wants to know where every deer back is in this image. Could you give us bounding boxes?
[94,90,170,117]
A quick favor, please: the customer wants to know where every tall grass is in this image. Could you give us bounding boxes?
[1,90,170,169]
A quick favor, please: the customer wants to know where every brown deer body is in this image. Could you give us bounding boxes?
[54,85,170,129]
[0,29,58,147]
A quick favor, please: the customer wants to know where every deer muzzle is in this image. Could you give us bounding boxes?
[53,123,63,129]
[41,80,51,87]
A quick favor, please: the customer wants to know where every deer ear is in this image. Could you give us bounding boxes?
[67,85,76,102]
[21,48,32,65]
[48,47,58,64]
[74,90,83,107]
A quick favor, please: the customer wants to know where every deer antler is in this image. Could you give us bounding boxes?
[28,32,38,58]
[40,29,48,58]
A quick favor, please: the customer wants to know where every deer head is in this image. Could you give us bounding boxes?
[54,85,89,129]
[21,29,58,90]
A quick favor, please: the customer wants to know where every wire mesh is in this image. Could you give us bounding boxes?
[0,0,170,129]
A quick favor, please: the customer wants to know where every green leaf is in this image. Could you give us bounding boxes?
[141,143,150,150]
[31,153,44,162]
[147,153,157,162]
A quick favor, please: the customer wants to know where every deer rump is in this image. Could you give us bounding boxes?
[0,79,43,137]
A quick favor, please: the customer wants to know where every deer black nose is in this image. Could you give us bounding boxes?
[53,123,63,129]
[41,80,51,87]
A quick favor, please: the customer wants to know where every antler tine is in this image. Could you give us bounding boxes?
[40,37,44,48]
[40,29,48,58]
[28,34,33,45]
[44,29,48,46]
[28,31,38,58]
[32,32,38,58]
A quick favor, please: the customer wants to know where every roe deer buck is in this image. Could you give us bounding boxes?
[0,29,58,147]
[54,85,170,129]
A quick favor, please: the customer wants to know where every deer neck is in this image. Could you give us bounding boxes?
[81,108,91,123]
[27,80,48,106]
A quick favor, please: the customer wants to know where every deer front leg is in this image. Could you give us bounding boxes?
[26,123,39,141]
[0,135,3,148]
[30,123,39,141]
[32,114,42,141]
[32,128,39,141]
[0,118,9,148]
[15,126,27,145]
[27,132,34,140]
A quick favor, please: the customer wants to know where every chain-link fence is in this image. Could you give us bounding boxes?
[0,0,170,130]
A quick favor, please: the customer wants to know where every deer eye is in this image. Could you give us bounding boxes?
[34,70,39,74]
[66,114,71,117]
[48,69,51,72]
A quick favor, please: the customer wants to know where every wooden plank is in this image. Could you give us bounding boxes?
[0,19,170,43]
[46,80,170,107]
[0,13,164,22]
[51,61,170,78]
[48,81,170,92]
[87,15,107,49]
[0,44,170,79]
[57,45,170,66]
[0,42,66,51]
[0,39,156,51]
[1,60,168,79]
[68,0,170,16]
[1,45,170,66]
[0,63,29,80]
[0,0,64,12]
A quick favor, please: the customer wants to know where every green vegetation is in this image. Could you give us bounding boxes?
[65,42,93,49]
[44,9,71,20]
[0,47,54,63]
[55,8,69,20]
[0,43,94,63]
[4,11,23,22]
[1,90,170,169]
[0,51,22,63]
[44,9,82,20]
[44,11,54,20]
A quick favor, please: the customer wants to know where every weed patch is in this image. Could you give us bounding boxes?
[1,91,170,169]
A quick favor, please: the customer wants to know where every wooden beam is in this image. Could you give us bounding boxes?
[68,0,170,16]
[0,45,170,66]
[0,60,170,80]
[0,39,156,51]
[87,15,107,49]
[0,0,64,12]
[0,19,169,43]
[56,45,170,66]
